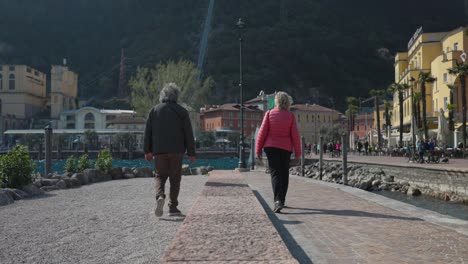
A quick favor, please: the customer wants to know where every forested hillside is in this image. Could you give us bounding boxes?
[0,0,465,110]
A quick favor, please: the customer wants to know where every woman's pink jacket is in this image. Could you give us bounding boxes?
[256,108,302,158]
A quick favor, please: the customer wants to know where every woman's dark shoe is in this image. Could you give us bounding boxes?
[168,207,183,216]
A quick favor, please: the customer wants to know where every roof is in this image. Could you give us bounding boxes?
[201,103,262,113]
[61,107,136,115]
[290,104,336,113]
[107,116,146,125]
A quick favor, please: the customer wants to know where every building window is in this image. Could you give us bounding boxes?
[443,73,447,83]
[9,74,15,90]
[27,67,32,73]
[454,42,459,51]
[34,70,39,77]
[84,112,95,129]
[9,66,15,71]
[436,99,438,111]
[444,97,448,110]
[0,73,2,90]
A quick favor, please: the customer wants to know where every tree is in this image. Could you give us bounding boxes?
[84,130,99,150]
[319,124,345,144]
[448,61,468,149]
[413,92,422,130]
[345,97,359,133]
[389,83,409,147]
[130,60,214,116]
[418,72,436,139]
[369,89,385,149]
[447,84,457,132]
[198,132,216,147]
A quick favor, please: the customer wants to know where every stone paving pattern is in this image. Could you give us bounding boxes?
[161,171,298,263]
[315,152,468,171]
[246,171,468,264]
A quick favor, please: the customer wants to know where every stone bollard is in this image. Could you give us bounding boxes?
[319,136,323,180]
[250,137,255,170]
[301,136,305,177]
[44,124,53,176]
[341,132,348,185]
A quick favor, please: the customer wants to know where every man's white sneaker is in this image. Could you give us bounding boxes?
[155,197,165,217]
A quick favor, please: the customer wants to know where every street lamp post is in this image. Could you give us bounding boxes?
[237,18,246,169]
[409,77,416,155]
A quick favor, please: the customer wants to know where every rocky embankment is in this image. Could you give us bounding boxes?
[290,162,467,204]
[0,165,213,206]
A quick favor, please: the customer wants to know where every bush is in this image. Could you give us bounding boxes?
[65,155,78,173]
[0,145,35,188]
[78,154,91,172]
[95,149,112,172]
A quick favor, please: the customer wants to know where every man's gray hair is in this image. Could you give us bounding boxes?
[159,83,180,103]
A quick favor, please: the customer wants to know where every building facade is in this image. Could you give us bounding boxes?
[354,113,374,141]
[290,104,342,144]
[50,64,78,119]
[200,104,264,138]
[58,107,137,130]
[393,26,468,137]
[0,65,47,119]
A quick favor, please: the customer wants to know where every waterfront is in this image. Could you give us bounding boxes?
[377,190,468,221]
[35,157,240,174]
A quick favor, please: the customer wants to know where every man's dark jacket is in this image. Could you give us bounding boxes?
[144,101,195,156]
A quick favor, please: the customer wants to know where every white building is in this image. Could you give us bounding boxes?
[58,107,136,130]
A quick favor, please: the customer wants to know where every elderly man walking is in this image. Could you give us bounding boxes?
[144,83,196,217]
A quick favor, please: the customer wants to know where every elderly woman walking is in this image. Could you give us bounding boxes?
[256,91,302,213]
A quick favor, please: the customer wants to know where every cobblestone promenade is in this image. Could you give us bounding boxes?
[315,152,468,171]
[246,171,468,264]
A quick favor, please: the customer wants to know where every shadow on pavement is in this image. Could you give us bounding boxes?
[253,190,313,264]
[24,193,57,200]
[282,207,423,221]
[158,217,185,222]
[205,182,249,187]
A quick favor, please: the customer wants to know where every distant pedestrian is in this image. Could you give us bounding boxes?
[256,91,301,213]
[144,83,196,217]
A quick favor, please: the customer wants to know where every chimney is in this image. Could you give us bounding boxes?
[63,58,67,66]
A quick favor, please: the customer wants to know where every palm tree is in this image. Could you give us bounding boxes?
[418,72,436,139]
[346,97,359,133]
[389,83,409,147]
[369,89,385,149]
[448,61,468,148]
[413,92,422,130]
[447,84,456,132]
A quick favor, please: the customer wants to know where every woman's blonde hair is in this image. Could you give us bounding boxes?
[275,91,293,111]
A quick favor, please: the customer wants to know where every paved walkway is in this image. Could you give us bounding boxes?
[307,153,468,171]
[0,176,207,264]
[162,171,297,263]
[246,171,468,264]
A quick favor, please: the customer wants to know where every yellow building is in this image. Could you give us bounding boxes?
[50,64,78,119]
[430,27,468,122]
[393,28,447,131]
[290,104,342,144]
[0,65,47,119]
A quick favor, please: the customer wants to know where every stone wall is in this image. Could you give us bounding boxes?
[346,161,468,200]
[285,159,468,204]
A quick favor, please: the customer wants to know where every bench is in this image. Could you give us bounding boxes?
[161,170,298,263]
